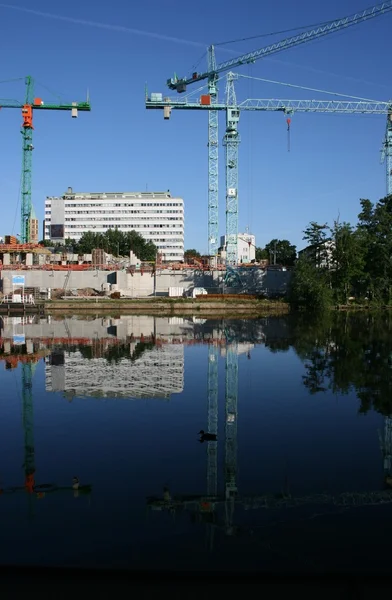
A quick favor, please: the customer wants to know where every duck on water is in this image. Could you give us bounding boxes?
[198,430,217,443]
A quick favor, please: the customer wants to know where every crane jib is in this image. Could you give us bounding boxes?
[167,0,392,92]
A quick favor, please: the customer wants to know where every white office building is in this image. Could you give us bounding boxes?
[44,187,184,262]
[220,233,256,263]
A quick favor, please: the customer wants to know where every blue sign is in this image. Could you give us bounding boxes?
[12,275,25,285]
[13,334,25,345]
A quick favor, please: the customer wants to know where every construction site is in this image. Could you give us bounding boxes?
[0,242,291,301]
[1,2,392,308]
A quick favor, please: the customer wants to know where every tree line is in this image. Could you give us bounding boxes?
[289,195,392,310]
[40,229,157,262]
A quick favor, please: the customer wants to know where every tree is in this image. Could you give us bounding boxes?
[288,254,332,312]
[264,239,297,266]
[302,222,330,269]
[125,230,157,261]
[329,221,366,304]
[255,246,268,261]
[184,249,201,262]
[76,229,157,261]
[358,196,392,303]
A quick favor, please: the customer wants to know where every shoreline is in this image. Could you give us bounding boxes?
[0,297,290,317]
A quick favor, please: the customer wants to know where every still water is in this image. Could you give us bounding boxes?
[1,312,392,573]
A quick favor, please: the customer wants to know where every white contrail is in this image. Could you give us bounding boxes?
[3,3,385,90]
[0,3,209,48]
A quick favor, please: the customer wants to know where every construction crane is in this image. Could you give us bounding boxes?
[21,361,36,495]
[1,353,92,510]
[147,0,392,259]
[381,110,392,195]
[147,89,392,264]
[0,75,91,244]
[147,396,392,548]
[379,416,392,488]
[224,338,239,534]
[207,343,218,497]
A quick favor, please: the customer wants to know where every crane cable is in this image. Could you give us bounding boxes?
[235,73,387,103]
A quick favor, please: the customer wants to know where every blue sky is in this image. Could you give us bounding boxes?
[0,0,391,252]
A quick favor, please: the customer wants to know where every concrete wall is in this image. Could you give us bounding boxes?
[1,267,291,297]
[0,270,121,292]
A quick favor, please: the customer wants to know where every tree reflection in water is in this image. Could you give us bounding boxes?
[288,312,392,416]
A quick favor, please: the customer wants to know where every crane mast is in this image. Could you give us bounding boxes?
[379,416,392,487]
[21,361,35,493]
[147,93,392,247]
[381,109,392,196]
[0,75,91,243]
[224,340,238,534]
[208,47,219,258]
[207,344,218,496]
[223,74,240,266]
[149,1,392,256]
[21,77,34,244]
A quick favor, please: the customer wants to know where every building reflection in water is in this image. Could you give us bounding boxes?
[1,313,392,543]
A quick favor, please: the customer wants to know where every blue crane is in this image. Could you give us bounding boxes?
[381,111,392,196]
[148,1,392,259]
[147,92,392,264]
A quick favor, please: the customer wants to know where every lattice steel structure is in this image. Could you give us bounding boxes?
[207,344,219,496]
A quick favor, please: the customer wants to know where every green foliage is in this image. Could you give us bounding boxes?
[290,196,392,309]
[302,222,330,269]
[70,229,157,261]
[288,312,392,416]
[264,239,297,266]
[358,196,392,303]
[255,246,268,261]
[330,222,365,304]
[184,249,201,261]
[288,255,332,312]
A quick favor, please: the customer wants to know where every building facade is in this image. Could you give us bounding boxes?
[44,188,184,262]
[298,239,334,269]
[220,233,256,264]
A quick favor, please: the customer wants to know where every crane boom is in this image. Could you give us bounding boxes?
[147,97,391,114]
[147,94,392,198]
[167,1,392,92]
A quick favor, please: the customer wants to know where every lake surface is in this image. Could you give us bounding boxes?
[1,312,392,573]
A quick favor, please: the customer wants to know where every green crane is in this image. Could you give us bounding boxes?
[0,76,91,243]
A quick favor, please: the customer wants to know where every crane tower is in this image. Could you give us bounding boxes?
[381,109,392,196]
[0,76,91,243]
[148,0,392,259]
